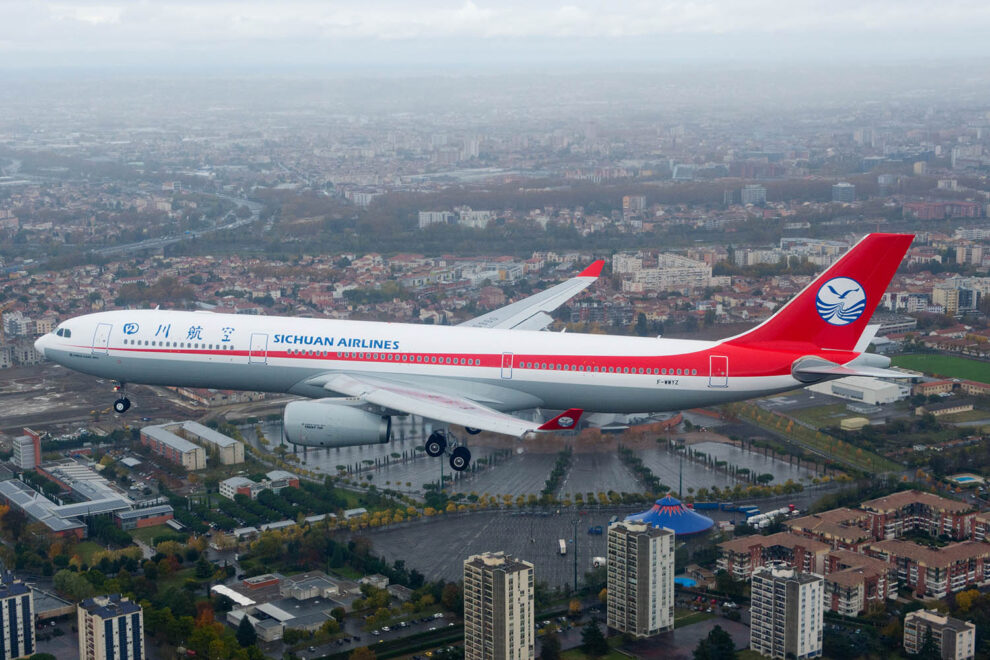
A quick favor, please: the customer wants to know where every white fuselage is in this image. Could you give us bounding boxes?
[36,309,806,415]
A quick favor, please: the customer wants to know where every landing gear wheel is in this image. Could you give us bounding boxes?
[464,427,482,435]
[425,431,447,457]
[449,446,471,472]
[113,397,131,414]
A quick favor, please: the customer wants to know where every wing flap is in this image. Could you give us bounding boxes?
[321,373,566,437]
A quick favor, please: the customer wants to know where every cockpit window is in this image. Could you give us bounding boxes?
[56,328,71,338]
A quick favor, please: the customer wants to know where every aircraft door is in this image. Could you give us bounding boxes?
[500,352,513,379]
[249,333,269,364]
[708,355,728,388]
[92,323,112,356]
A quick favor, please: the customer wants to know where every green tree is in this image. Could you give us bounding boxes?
[540,629,561,660]
[195,556,214,579]
[580,621,609,657]
[917,627,940,660]
[693,625,737,660]
[236,616,257,647]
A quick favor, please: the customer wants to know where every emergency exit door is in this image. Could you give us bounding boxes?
[708,355,728,388]
[501,353,514,379]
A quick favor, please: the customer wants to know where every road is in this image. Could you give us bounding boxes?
[90,193,262,256]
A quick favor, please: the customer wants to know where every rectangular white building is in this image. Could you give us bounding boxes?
[606,522,675,638]
[463,552,535,660]
[904,610,976,660]
[750,563,823,660]
[78,594,144,660]
[0,572,35,659]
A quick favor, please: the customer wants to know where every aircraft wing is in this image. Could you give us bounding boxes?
[458,260,604,330]
[319,373,582,437]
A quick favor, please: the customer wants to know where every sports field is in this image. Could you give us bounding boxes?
[891,354,990,384]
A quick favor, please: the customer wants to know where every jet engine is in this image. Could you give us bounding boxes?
[283,399,391,447]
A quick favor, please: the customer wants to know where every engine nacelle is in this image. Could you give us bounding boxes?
[283,399,391,448]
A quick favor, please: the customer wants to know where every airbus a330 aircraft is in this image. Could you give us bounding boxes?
[35,233,913,472]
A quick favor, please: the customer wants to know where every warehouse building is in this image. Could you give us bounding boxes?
[808,376,904,405]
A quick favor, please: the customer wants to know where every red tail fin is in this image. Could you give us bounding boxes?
[726,233,914,351]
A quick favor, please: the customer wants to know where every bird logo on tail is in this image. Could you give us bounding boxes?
[815,276,866,326]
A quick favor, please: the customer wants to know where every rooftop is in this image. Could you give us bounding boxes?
[175,421,239,448]
[465,552,533,573]
[868,539,990,568]
[719,531,830,555]
[79,594,141,618]
[860,490,973,515]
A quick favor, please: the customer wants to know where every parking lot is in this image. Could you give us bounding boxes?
[363,508,637,587]
[558,452,638,498]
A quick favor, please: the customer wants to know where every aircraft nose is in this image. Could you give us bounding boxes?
[34,335,48,358]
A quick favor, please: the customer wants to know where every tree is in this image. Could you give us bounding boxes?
[917,626,940,660]
[693,625,737,660]
[540,629,561,660]
[580,621,609,658]
[236,616,257,647]
[349,647,376,660]
[441,583,461,611]
[568,599,582,617]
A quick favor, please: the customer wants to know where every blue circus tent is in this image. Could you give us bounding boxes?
[625,495,714,536]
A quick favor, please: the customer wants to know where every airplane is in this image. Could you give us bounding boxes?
[35,233,913,472]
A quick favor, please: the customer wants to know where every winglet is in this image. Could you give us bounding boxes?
[538,408,584,431]
[578,260,605,278]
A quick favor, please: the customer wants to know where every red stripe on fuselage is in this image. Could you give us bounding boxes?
[71,342,856,378]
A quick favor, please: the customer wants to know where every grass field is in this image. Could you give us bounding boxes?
[74,541,104,564]
[674,610,716,629]
[787,404,849,429]
[131,525,175,545]
[892,354,990,384]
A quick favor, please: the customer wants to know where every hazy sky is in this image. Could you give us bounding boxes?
[2,0,989,71]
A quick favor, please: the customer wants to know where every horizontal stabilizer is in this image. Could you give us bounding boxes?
[538,408,584,431]
[793,362,909,382]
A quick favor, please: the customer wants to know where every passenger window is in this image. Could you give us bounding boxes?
[691,369,697,375]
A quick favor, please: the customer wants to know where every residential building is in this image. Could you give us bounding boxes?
[741,184,767,205]
[904,610,975,660]
[418,211,454,229]
[717,532,829,579]
[12,433,39,471]
[463,552,535,660]
[822,551,896,616]
[0,572,35,659]
[859,490,975,541]
[786,508,872,551]
[832,182,855,202]
[168,421,244,465]
[750,563,823,660]
[139,424,207,470]
[606,522,675,638]
[78,594,144,660]
[865,540,990,598]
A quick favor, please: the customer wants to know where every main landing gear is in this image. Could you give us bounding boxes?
[112,381,131,414]
[424,429,472,471]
